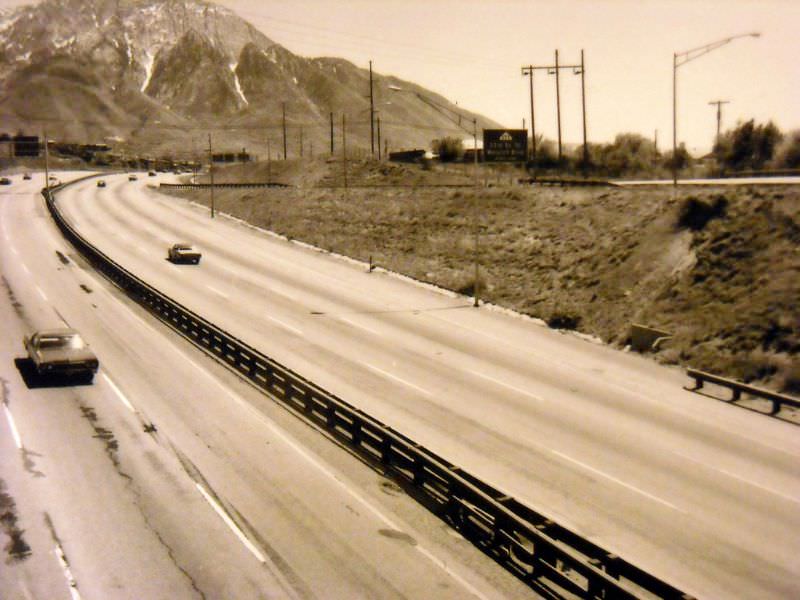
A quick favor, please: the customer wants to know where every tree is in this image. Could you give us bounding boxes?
[713,119,783,171]
[771,130,800,169]
[431,136,464,162]
[664,143,691,171]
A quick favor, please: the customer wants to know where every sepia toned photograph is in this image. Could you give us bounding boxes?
[0,1,798,598]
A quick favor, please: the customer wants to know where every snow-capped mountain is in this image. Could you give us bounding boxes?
[0,0,495,156]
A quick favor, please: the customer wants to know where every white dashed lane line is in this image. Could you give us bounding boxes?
[3,404,23,449]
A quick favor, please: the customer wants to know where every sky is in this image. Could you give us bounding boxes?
[2,0,798,154]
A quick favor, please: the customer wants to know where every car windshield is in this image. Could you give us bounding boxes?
[175,244,192,250]
[38,334,86,349]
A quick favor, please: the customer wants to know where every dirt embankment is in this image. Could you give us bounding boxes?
[168,159,800,393]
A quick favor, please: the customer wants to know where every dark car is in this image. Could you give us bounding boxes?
[168,242,201,264]
[23,173,32,180]
[0,177,10,185]
[128,174,138,181]
[97,180,106,188]
[148,170,157,177]
[24,328,99,382]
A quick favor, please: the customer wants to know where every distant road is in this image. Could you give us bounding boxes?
[615,176,800,186]
[45,172,800,599]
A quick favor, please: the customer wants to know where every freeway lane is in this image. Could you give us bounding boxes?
[1,172,527,599]
[51,174,800,597]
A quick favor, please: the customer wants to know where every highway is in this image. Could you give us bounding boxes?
[2,172,799,599]
[0,172,528,599]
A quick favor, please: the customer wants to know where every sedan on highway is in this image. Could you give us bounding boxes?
[23,328,99,382]
[97,180,106,188]
[0,176,10,185]
[129,174,138,181]
[23,172,32,180]
[167,242,201,264]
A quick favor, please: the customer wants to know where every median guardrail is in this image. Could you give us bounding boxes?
[686,367,800,418]
[160,182,290,190]
[43,183,693,599]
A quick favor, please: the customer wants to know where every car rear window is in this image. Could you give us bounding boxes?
[39,334,86,349]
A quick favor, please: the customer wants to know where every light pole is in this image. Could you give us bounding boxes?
[672,32,759,186]
[390,86,482,306]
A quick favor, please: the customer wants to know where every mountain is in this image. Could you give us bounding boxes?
[0,0,498,158]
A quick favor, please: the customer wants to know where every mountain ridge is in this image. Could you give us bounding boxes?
[0,0,499,157]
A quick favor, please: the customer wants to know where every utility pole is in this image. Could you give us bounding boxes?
[472,118,479,308]
[523,51,585,168]
[43,128,50,193]
[299,126,303,158]
[342,113,348,193]
[266,137,273,182]
[282,102,287,160]
[207,133,215,218]
[377,116,382,160]
[521,66,536,162]
[554,49,562,163]
[708,99,730,145]
[330,111,334,155]
[580,49,588,172]
[369,60,375,156]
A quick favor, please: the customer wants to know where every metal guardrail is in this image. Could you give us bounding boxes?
[43,184,693,599]
[686,367,800,417]
[160,182,290,189]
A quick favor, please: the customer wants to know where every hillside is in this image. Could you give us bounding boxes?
[166,159,800,395]
[0,0,499,156]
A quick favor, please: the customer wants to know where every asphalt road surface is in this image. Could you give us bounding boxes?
[0,172,529,599]
[2,171,799,599]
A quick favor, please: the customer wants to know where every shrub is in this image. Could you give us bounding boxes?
[676,194,728,231]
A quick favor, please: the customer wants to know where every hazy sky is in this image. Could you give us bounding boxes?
[3,0,798,154]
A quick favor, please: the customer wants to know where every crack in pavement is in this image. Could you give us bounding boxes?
[0,478,32,561]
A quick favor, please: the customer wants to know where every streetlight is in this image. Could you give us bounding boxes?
[672,32,760,185]
[389,86,482,307]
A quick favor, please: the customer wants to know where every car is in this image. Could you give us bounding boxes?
[97,180,106,188]
[23,328,99,382]
[168,242,201,264]
[148,170,157,177]
[0,177,10,185]
[23,172,32,180]
[128,174,138,181]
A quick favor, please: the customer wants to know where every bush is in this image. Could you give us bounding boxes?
[676,194,728,231]
[432,137,464,162]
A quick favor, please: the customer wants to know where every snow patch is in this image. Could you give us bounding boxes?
[141,51,155,92]
[292,76,298,85]
[229,62,248,105]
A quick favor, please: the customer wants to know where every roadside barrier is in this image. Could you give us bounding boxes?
[43,183,693,599]
[159,182,289,189]
[686,367,800,418]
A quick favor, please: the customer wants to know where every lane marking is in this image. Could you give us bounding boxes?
[472,370,544,403]
[363,362,433,397]
[339,316,382,337]
[3,404,22,449]
[195,483,266,563]
[262,420,492,600]
[167,341,489,599]
[10,246,18,255]
[54,541,82,600]
[101,373,136,413]
[21,263,30,275]
[550,449,686,513]
[670,450,800,505]
[36,286,48,301]
[206,285,229,299]
[268,315,303,336]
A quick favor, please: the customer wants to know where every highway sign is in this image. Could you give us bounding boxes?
[483,129,527,162]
